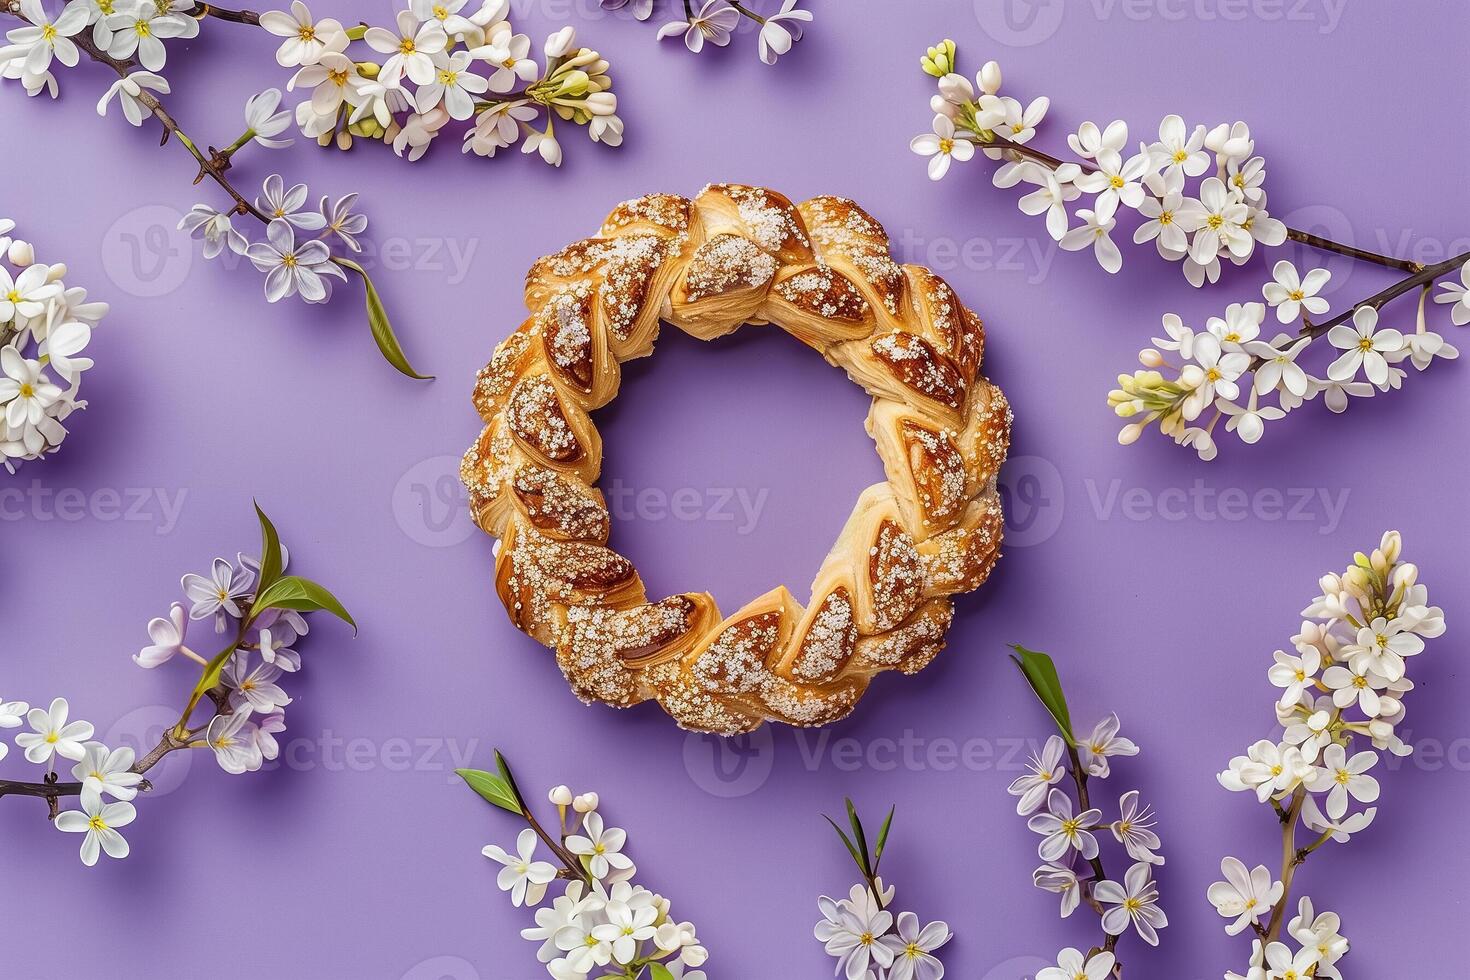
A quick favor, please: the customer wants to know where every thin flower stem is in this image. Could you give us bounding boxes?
[728,1,767,23]
[966,131,1423,272]
[1064,746,1124,977]
[522,803,590,884]
[187,3,263,26]
[1263,787,1308,941]
[0,730,191,808]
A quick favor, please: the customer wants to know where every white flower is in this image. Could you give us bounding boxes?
[1209,856,1282,936]
[1075,148,1150,211]
[1068,119,1127,161]
[260,1,346,67]
[543,25,577,59]
[1433,259,1470,325]
[1268,647,1320,707]
[482,828,559,907]
[470,28,538,92]
[874,911,948,980]
[1152,312,1196,358]
[0,346,62,430]
[464,99,534,155]
[523,881,598,963]
[179,204,248,261]
[910,114,973,182]
[1148,114,1209,176]
[1225,940,1268,980]
[1281,708,1334,762]
[416,50,489,121]
[1079,713,1139,777]
[599,899,658,963]
[246,219,343,304]
[1307,374,1373,413]
[7,0,86,77]
[1185,177,1251,263]
[364,10,447,86]
[1288,897,1348,979]
[0,262,61,321]
[758,0,811,65]
[1218,740,1311,802]
[254,711,286,761]
[55,789,136,866]
[1189,332,1249,405]
[317,193,367,252]
[1321,659,1391,717]
[657,0,739,53]
[105,4,187,72]
[93,69,170,127]
[1111,789,1164,865]
[15,696,94,765]
[1208,302,1264,350]
[1095,862,1166,946]
[207,711,263,774]
[224,652,293,714]
[1396,330,1458,371]
[1206,120,1254,163]
[1028,787,1101,862]
[1218,396,1284,445]
[289,51,370,117]
[522,125,563,167]
[1135,184,1196,255]
[412,0,481,39]
[393,107,451,161]
[257,174,325,232]
[1262,941,1319,980]
[814,886,894,980]
[1302,795,1375,842]
[1038,948,1115,980]
[244,88,294,148]
[1006,734,1066,814]
[1326,306,1403,386]
[1246,334,1311,398]
[133,601,191,668]
[1059,195,1122,274]
[992,95,1049,147]
[555,914,615,974]
[1032,864,1081,918]
[1262,261,1330,324]
[566,811,632,880]
[1306,744,1380,820]
[1342,615,1422,682]
[257,624,301,672]
[588,111,624,147]
[1018,167,1080,242]
[0,697,26,762]
[181,556,252,628]
[71,742,143,801]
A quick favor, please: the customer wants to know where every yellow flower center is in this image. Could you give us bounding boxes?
[938,137,954,155]
[1335,769,1351,785]
[1172,149,1188,163]
[1118,820,1132,833]
[438,69,459,86]
[1353,676,1368,689]
[1295,669,1306,682]
[859,933,875,946]
[905,943,922,959]
[1109,175,1125,189]
[6,289,19,302]
[46,732,59,744]
[1124,897,1142,911]
[329,67,350,86]
[433,3,449,16]
[19,383,34,399]
[1233,173,1247,188]
[1289,289,1305,301]
[282,253,298,268]
[134,20,151,37]
[1245,898,1258,909]
[42,24,57,41]
[1061,817,1081,836]
[400,38,417,54]
[1206,368,1222,382]
[88,815,109,832]
[1207,214,1225,230]
[1159,211,1174,225]
[1269,764,1283,777]
[1359,338,1376,353]
[1224,331,1241,342]
[298,24,316,41]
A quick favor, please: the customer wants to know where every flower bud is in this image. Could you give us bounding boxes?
[1392,562,1419,590]
[572,791,598,813]
[978,59,1002,95]
[920,39,957,78]
[7,239,34,266]
[1378,530,1402,563]
[45,262,66,283]
[548,784,573,806]
[1138,348,1164,367]
[544,26,577,59]
[1117,421,1145,445]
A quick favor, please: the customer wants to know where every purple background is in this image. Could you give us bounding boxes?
[3,1,1468,977]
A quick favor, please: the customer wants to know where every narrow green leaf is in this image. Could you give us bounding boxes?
[494,749,528,812]
[1009,644,1075,743]
[253,501,283,593]
[648,965,675,980]
[873,805,896,871]
[336,256,434,381]
[251,575,356,633]
[844,797,872,874]
[456,768,523,815]
[824,816,865,876]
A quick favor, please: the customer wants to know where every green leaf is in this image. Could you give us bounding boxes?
[648,965,675,980]
[336,256,434,381]
[253,501,284,593]
[251,575,356,633]
[456,768,524,815]
[873,805,895,872]
[1010,644,1075,743]
[845,798,871,875]
[494,749,528,813]
[824,816,866,877]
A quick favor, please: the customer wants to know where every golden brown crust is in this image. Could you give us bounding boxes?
[464,188,1012,734]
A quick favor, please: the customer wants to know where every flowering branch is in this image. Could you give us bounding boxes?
[458,753,709,980]
[813,799,952,980]
[1209,531,1445,977]
[1010,646,1168,980]
[606,0,812,65]
[0,503,354,865]
[1,0,430,378]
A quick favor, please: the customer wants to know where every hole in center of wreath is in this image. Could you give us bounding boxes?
[596,325,885,614]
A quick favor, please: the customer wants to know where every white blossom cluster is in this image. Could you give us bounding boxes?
[481,786,708,980]
[813,879,951,980]
[1209,531,1445,979]
[0,527,339,866]
[0,0,201,98]
[625,0,811,65]
[1010,718,1168,972]
[1108,261,1466,460]
[914,46,1285,286]
[0,218,106,472]
[182,164,370,307]
[262,0,622,165]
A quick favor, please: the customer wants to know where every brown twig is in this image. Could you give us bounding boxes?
[0,731,189,811]
[1065,745,1125,978]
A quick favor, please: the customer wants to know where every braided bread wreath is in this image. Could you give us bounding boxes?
[461,185,1012,735]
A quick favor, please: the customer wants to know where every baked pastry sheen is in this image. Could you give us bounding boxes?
[463,185,1011,734]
